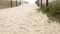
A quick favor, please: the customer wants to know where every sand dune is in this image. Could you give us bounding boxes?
[0,4,60,34]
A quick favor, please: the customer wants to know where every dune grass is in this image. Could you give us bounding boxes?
[38,0,60,22]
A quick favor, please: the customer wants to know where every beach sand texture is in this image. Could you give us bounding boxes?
[0,4,60,34]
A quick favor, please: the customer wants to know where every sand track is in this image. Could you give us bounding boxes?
[0,4,60,34]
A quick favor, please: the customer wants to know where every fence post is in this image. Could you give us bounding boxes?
[41,0,42,7]
[46,0,48,7]
[16,0,17,6]
[11,0,12,7]
[20,0,21,5]
[22,0,23,4]
[20,0,23,5]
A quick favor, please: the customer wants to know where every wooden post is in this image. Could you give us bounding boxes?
[35,0,39,7]
[16,0,17,6]
[46,0,48,7]
[22,0,23,4]
[20,0,21,5]
[20,0,23,5]
[41,0,42,7]
[11,0,12,7]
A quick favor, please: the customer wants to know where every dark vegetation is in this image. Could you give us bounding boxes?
[38,0,60,22]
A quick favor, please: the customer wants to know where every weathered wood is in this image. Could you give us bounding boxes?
[16,0,17,6]
[41,0,42,7]
[36,0,42,7]
[20,0,21,5]
[46,0,48,7]
[35,0,39,7]
[11,0,12,7]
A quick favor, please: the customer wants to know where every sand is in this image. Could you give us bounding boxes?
[0,4,60,34]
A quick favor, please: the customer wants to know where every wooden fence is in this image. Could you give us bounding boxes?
[36,0,48,7]
[11,0,23,7]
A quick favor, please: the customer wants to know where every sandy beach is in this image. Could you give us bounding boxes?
[0,4,60,34]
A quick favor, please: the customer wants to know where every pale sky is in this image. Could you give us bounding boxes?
[9,0,55,4]
[23,0,37,4]
[23,0,55,4]
[11,0,37,4]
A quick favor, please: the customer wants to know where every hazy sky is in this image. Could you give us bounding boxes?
[12,0,37,4]
[23,0,36,4]
[10,0,55,4]
[23,0,55,4]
